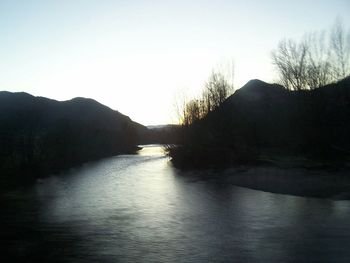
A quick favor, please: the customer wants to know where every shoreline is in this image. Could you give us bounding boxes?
[173,164,350,200]
[223,166,350,200]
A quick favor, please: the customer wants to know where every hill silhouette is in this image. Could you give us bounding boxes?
[0,92,147,189]
[169,77,350,168]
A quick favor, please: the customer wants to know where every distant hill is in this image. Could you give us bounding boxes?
[0,92,147,189]
[143,124,181,144]
[169,77,350,168]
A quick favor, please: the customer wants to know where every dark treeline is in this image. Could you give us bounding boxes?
[168,77,350,168]
[0,92,148,190]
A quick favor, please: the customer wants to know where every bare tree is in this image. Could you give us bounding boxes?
[272,19,350,90]
[304,31,332,88]
[204,71,233,110]
[183,99,201,126]
[177,63,235,126]
[330,18,350,79]
[272,39,309,90]
[172,90,188,125]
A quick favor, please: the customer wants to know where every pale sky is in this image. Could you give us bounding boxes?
[0,0,349,125]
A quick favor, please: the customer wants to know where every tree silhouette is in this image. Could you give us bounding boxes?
[272,39,309,90]
[180,66,234,126]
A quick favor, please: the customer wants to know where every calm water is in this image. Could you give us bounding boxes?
[1,145,350,262]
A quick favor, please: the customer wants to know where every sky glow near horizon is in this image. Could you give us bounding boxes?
[0,0,349,125]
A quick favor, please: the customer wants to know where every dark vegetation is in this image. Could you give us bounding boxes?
[0,92,148,190]
[168,77,350,169]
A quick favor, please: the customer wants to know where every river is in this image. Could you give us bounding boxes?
[1,145,350,262]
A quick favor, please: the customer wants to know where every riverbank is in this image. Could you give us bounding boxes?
[223,166,350,200]
[173,164,350,200]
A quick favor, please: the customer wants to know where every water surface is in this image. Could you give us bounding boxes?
[1,145,350,262]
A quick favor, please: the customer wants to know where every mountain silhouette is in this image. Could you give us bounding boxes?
[0,92,147,189]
